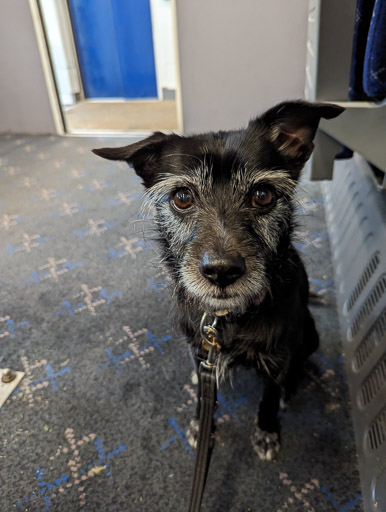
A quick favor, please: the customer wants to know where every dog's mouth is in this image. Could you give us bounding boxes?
[180,259,269,314]
[253,288,267,306]
[214,287,267,304]
[189,285,269,315]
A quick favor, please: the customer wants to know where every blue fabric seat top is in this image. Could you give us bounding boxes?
[349,0,386,101]
[363,0,386,100]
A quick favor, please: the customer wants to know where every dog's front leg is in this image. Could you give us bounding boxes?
[251,375,281,461]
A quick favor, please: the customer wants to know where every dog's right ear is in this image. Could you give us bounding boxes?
[92,131,173,188]
[250,100,344,173]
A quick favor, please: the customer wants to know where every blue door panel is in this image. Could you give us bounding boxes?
[68,0,123,98]
[68,0,157,99]
[111,0,157,98]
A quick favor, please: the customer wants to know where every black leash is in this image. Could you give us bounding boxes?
[187,312,224,512]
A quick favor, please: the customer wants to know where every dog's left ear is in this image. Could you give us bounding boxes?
[253,100,344,170]
[92,131,175,187]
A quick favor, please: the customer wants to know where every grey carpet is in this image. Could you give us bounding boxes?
[0,134,362,511]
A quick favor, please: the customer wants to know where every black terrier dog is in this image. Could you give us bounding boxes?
[93,100,344,461]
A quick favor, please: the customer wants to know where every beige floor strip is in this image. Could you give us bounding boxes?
[65,100,178,132]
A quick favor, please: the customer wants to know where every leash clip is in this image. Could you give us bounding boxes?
[200,312,223,368]
[200,313,222,351]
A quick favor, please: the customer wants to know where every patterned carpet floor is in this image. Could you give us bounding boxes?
[0,134,362,511]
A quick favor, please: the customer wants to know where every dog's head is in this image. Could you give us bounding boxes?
[93,100,343,314]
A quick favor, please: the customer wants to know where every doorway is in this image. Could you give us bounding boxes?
[38,0,181,134]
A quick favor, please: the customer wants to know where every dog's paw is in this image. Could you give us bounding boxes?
[186,418,199,449]
[251,426,280,461]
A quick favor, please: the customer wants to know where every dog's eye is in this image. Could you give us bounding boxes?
[172,188,194,210]
[251,187,274,208]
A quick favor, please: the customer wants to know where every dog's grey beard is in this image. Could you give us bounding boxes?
[179,261,268,314]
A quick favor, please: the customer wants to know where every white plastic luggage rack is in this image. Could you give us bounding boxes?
[323,154,386,512]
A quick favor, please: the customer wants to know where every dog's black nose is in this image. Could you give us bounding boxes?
[200,252,246,288]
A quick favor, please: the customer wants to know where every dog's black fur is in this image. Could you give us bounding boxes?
[93,100,344,461]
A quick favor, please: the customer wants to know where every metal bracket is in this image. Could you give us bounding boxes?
[0,368,25,408]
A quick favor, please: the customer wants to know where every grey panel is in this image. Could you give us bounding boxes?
[324,154,386,512]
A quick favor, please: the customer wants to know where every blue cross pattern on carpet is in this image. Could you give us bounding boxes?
[0,357,72,410]
[146,278,169,294]
[74,219,118,238]
[0,315,29,338]
[6,234,52,255]
[160,417,195,456]
[14,363,70,397]
[56,285,122,318]
[313,352,346,379]
[1,213,23,231]
[29,189,60,202]
[97,330,172,373]
[160,392,248,456]
[25,258,82,285]
[309,277,335,294]
[293,231,330,253]
[320,486,362,512]
[66,169,88,179]
[215,393,247,423]
[16,433,126,510]
[107,236,152,260]
[81,179,112,192]
[51,203,86,217]
[32,363,70,393]
[14,176,40,188]
[107,191,141,206]
[295,197,324,214]
[277,472,363,512]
